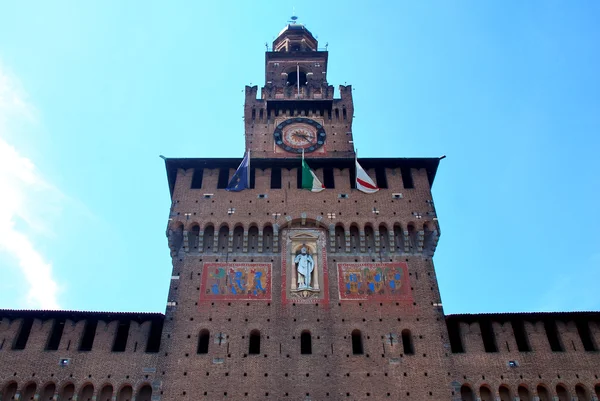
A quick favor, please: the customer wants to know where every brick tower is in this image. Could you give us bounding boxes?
[161,19,448,400]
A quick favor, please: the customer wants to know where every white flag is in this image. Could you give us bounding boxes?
[356,159,379,194]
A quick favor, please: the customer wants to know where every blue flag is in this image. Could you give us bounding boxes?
[226,152,250,191]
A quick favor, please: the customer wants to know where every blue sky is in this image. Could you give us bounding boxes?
[0,1,598,314]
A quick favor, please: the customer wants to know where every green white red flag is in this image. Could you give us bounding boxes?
[301,151,325,192]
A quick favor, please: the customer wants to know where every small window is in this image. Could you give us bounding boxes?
[270,168,282,189]
[323,168,335,188]
[544,320,564,352]
[300,331,312,354]
[112,321,130,352]
[351,330,363,355]
[217,168,230,189]
[198,329,210,354]
[191,168,203,189]
[511,320,531,352]
[79,320,98,351]
[400,167,414,189]
[249,330,261,354]
[375,167,388,189]
[46,319,66,351]
[145,319,163,353]
[401,329,414,355]
[13,318,34,350]
[479,319,498,353]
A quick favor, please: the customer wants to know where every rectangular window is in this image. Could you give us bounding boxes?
[375,167,388,189]
[400,167,414,189]
[13,318,34,350]
[446,319,464,353]
[480,319,498,353]
[297,168,302,189]
[323,168,335,188]
[112,321,131,352]
[217,168,230,189]
[79,320,98,351]
[511,320,531,352]
[576,320,596,352]
[191,168,203,189]
[250,168,256,189]
[544,320,564,352]
[145,319,163,353]
[270,168,282,189]
[46,318,66,351]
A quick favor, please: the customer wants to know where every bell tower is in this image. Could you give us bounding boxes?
[244,20,355,158]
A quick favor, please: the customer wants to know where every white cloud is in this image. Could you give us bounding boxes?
[0,63,61,309]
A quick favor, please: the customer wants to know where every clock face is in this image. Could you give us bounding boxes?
[273,118,326,153]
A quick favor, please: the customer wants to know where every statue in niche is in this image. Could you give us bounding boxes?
[294,246,314,289]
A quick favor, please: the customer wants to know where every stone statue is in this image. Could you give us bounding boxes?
[294,246,314,289]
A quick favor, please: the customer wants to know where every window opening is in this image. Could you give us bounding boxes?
[191,168,204,189]
[375,167,388,189]
[145,319,163,353]
[12,318,33,350]
[301,331,312,354]
[112,320,130,352]
[544,320,564,352]
[576,319,597,351]
[351,330,363,355]
[79,320,98,351]
[271,168,282,189]
[460,385,474,401]
[46,318,66,351]
[479,319,498,352]
[249,330,261,354]
[203,225,215,253]
[401,329,414,355]
[217,168,230,189]
[400,167,414,189]
[323,167,335,188]
[198,329,210,354]
[511,320,531,352]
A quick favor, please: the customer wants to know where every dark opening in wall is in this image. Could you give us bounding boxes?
[401,329,414,355]
[323,168,335,189]
[112,321,131,352]
[301,331,312,354]
[446,319,464,353]
[296,168,302,189]
[217,168,230,189]
[271,168,282,189]
[46,318,66,351]
[400,167,414,189]
[145,319,163,353]
[249,330,261,354]
[511,320,531,352]
[575,319,597,351]
[13,318,33,350]
[351,329,363,355]
[479,319,498,352]
[191,168,204,189]
[375,167,388,189]
[250,168,256,189]
[349,166,356,189]
[79,320,98,351]
[544,320,564,352]
[197,329,210,354]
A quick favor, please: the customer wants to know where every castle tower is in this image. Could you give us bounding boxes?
[161,20,448,400]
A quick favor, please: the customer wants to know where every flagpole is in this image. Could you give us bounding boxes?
[297,63,300,98]
[247,151,251,188]
[355,148,358,189]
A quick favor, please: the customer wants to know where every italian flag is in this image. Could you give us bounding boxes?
[301,152,325,192]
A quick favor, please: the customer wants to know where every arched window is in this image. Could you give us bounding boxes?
[188,224,200,251]
[21,383,37,401]
[249,330,261,354]
[556,385,569,401]
[393,224,404,252]
[58,383,75,401]
[379,224,389,253]
[518,385,531,401]
[536,385,551,401]
[233,226,244,251]
[2,383,18,401]
[117,385,133,401]
[364,225,375,251]
[576,384,590,401]
[349,225,360,252]
[423,222,434,253]
[407,224,417,252]
[401,329,414,355]
[248,226,259,252]
[217,225,229,252]
[351,329,363,355]
[197,329,210,354]
[263,225,274,252]
[595,384,600,401]
[137,385,153,401]
[78,384,94,401]
[335,225,345,252]
[460,385,474,401]
[300,331,312,354]
[169,223,184,254]
[479,386,493,401]
[41,383,57,400]
[203,224,214,253]
[98,384,113,401]
[498,385,512,401]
